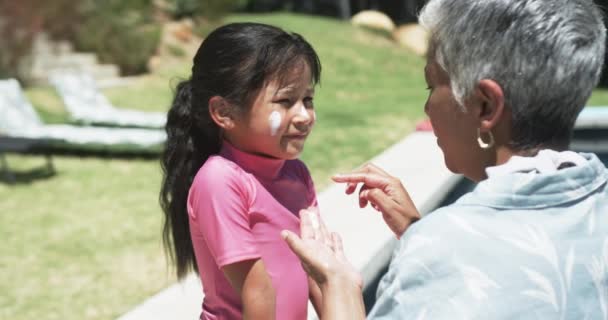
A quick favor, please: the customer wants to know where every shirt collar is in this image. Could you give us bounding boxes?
[458,152,607,209]
[219,140,285,180]
[485,149,588,178]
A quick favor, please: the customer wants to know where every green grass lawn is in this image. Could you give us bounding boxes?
[2,12,608,320]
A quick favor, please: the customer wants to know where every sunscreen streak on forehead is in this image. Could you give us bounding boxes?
[269,111,282,136]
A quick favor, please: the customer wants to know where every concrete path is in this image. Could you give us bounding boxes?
[116,131,459,320]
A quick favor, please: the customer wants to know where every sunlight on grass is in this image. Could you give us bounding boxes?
[0,156,171,319]
[588,88,608,106]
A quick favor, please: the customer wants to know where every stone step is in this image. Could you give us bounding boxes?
[31,34,75,55]
[54,53,98,68]
[28,64,121,86]
[55,40,74,55]
[24,32,123,85]
[31,36,53,55]
[30,53,98,72]
[81,64,121,80]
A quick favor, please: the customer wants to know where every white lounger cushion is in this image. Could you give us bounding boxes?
[0,78,165,147]
[575,106,608,128]
[49,72,166,128]
[19,124,165,146]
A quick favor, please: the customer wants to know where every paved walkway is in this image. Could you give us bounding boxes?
[117,131,459,320]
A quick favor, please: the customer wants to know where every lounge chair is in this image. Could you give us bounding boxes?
[575,106,608,129]
[0,79,166,158]
[572,106,608,153]
[49,72,166,128]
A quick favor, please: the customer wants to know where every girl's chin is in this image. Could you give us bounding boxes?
[282,146,304,159]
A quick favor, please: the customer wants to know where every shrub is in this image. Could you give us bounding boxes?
[72,0,161,75]
[165,0,248,21]
[0,0,80,80]
[74,18,161,75]
[0,0,162,78]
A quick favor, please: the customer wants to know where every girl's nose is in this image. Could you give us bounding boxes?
[293,104,312,124]
[292,104,314,131]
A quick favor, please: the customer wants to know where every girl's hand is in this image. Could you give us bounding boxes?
[282,208,362,290]
[332,163,420,238]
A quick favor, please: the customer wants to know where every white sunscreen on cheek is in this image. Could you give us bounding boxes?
[269,111,282,136]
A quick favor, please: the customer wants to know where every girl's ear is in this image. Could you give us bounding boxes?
[474,79,505,133]
[209,96,236,130]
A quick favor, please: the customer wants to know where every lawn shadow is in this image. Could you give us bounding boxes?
[0,156,56,185]
[1,166,56,185]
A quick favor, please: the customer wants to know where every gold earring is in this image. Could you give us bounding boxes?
[477,128,495,149]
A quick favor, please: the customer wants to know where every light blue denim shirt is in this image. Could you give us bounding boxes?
[369,152,608,319]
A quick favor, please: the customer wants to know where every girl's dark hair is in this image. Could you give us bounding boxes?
[160,22,321,279]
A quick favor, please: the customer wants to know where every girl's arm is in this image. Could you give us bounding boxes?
[223,259,276,320]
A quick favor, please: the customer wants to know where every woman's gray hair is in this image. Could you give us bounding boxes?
[419,0,606,150]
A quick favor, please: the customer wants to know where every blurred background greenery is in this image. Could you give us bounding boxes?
[2,1,608,319]
[0,0,249,79]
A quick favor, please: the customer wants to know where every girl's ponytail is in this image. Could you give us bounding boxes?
[160,80,220,279]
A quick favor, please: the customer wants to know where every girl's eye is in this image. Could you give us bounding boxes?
[303,97,314,108]
[274,99,292,107]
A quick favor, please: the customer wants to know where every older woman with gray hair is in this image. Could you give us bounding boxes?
[281,0,608,318]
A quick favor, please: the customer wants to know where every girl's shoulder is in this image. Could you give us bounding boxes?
[193,155,252,188]
[189,155,257,209]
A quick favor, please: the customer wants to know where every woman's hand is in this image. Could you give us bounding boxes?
[282,208,362,289]
[282,208,365,320]
[332,163,420,237]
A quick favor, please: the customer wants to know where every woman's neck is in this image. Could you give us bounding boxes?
[471,145,517,182]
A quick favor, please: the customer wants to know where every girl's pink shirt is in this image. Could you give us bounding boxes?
[187,141,317,320]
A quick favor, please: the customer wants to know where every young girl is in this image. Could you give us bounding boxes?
[160,23,322,319]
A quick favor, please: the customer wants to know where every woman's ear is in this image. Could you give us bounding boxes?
[475,79,505,133]
[208,96,235,130]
